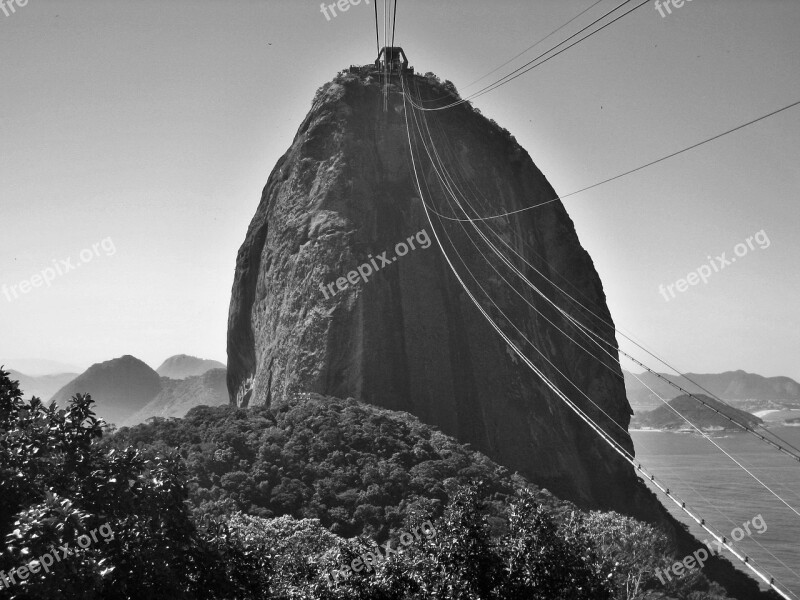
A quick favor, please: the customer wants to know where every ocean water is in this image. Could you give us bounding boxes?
[631,427,800,597]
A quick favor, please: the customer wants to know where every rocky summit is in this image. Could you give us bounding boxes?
[227,70,657,520]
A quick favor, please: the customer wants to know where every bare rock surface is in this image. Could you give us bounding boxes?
[228,71,651,517]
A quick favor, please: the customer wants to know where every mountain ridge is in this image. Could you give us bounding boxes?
[631,393,763,431]
[49,355,228,426]
[49,355,162,426]
[625,369,800,412]
[5,369,79,401]
[0,358,81,376]
[123,368,228,426]
[156,354,226,379]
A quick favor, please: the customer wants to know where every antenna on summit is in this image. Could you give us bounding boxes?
[368,0,409,111]
[374,46,412,74]
[373,46,413,112]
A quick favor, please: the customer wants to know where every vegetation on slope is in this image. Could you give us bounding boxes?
[123,368,228,426]
[1,369,738,599]
[632,394,762,431]
[0,368,266,600]
[112,395,565,538]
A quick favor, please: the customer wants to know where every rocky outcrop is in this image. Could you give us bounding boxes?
[227,70,647,514]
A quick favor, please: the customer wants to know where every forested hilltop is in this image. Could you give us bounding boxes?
[111,394,564,537]
[1,370,748,599]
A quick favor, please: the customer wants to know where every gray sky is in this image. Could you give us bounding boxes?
[1,0,798,380]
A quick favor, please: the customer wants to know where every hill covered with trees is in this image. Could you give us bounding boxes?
[1,370,746,599]
[632,394,762,431]
[112,394,566,538]
[122,368,229,427]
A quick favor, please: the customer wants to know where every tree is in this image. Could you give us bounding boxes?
[0,369,270,599]
[574,511,672,599]
[502,499,616,600]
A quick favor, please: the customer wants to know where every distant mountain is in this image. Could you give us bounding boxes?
[625,369,800,412]
[631,394,763,431]
[156,354,225,379]
[5,369,78,401]
[1,358,82,376]
[123,368,229,426]
[49,355,162,426]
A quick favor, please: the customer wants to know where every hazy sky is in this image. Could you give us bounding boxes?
[1,0,798,380]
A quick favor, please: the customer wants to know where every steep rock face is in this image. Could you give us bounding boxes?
[227,71,641,512]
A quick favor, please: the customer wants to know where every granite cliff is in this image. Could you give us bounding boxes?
[227,69,654,514]
[225,71,784,598]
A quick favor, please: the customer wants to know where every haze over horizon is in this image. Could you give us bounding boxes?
[0,354,226,377]
[1,0,798,379]
[4,357,800,390]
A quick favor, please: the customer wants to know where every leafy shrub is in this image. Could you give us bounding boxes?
[220,484,616,600]
[0,369,268,599]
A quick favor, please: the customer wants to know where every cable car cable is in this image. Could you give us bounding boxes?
[408,77,800,465]
[401,75,798,600]
[391,0,398,48]
[460,0,605,92]
[412,97,800,223]
[407,0,646,112]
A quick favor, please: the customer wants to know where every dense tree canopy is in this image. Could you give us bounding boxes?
[1,370,736,599]
[110,396,566,539]
[0,368,265,600]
